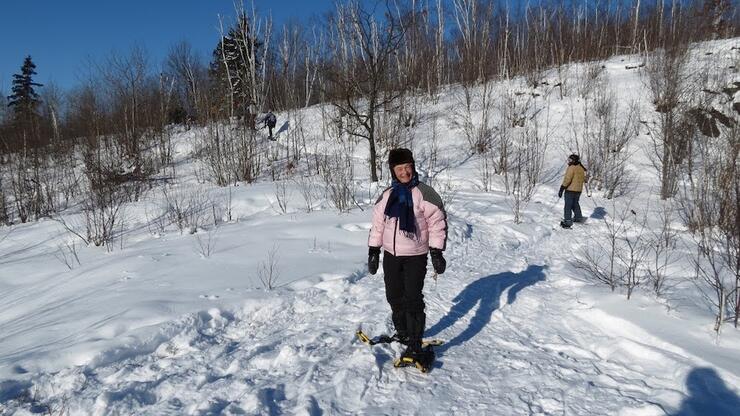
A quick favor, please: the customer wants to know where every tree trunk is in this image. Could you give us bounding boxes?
[735,280,739,327]
[368,95,378,182]
[368,137,379,183]
[632,0,641,52]
[716,289,726,332]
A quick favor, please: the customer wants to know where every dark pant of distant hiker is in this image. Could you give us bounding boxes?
[266,115,276,139]
[563,190,583,226]
[383,252,427,344]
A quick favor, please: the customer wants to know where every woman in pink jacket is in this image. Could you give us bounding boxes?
[368,148,448,361]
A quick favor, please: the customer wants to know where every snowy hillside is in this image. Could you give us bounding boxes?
[1,39,740,415]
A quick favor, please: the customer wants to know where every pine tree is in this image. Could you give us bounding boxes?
[210,13,262,121]
[7,56,43,129]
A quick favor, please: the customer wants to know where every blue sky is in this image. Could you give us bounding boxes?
[0,1,335,93]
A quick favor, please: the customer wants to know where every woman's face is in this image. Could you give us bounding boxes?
[393,163,414,184]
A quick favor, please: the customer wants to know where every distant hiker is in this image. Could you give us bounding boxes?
[367,148,448,363]
[558,153,587,228]
[263,111,277,139]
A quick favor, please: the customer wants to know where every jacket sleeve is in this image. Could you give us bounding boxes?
[419,184,448,251]
[368,190,388,248]
[562,166,574,188]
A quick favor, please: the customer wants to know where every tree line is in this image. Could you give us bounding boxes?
[2,0,735,155]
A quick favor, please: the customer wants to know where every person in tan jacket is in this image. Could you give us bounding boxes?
[558,154,587,228]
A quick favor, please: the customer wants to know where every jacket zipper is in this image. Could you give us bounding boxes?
[392,218,398,256]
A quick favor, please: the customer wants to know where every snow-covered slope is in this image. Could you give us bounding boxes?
[1,39,739,415]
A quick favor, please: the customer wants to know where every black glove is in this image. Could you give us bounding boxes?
[368,247,381,275]
[430,248,446,274]
[558,185,566,198]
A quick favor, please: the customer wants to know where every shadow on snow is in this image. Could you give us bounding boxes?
[590,206,607,220]
[426,264,546,353]
[672,367,740,416]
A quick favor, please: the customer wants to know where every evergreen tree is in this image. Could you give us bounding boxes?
[209,13,262,120]
[7,56,43,128]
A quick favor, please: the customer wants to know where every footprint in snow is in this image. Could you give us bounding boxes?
[119,271,135,282]
[339,222,371,232]
[199,294,220,300]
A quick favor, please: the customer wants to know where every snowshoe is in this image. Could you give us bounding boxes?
[356,330,443,347]
[393,345,435,373]
[559,220,572,229]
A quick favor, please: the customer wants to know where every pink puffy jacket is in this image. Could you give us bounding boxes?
[368,182,448,256]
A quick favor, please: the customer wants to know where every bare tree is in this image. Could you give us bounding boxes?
[273,179,291,214]
[433,0,448,96]
[580,84,640,199]
[293,171,319,213]
[617,210,650,300]
[40,82,65,145]
[194,226,219,258]
[476,148,497,193]
[450,80,496,155]
[451,0,495,83]
[495,85,538,192]
[646,202,681,297]
[99,46,151,172]
[0,85,8,130]
[645,43,694,200]
[391,0,447,98]
[505,120,549,223]
[165,41,208,123]
[162,186,210,235]
[0,175,9,225]
[574,199,644,294]
[324,1,408,182]
[54,240,81,270]
[271,21,320,110]
[320,151,357,214]
[695,0,735,40]
[416,115,442,186]
[194,122,263,186]
[7,153,37,223]
[257,243,281,290]
[680,122,738,331]
[54,182,128,250]
[302,26,324,108]
[239,3,272,117]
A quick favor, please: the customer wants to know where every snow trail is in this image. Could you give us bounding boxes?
[4,197,737,415]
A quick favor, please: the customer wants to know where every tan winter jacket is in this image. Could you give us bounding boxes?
[562,164,586,192]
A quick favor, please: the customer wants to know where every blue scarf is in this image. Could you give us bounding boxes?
[384,173,419,236]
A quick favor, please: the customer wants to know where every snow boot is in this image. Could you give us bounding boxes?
[401,339,423,358]
[395,340,435,373]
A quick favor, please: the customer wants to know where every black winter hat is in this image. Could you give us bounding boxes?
[388,148,415,168]
[568,154,580,164]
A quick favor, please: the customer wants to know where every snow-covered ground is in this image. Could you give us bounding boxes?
[1,39,739,415]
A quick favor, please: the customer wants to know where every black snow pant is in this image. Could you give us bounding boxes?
[563,190,583,225]
[383,251,428,345]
